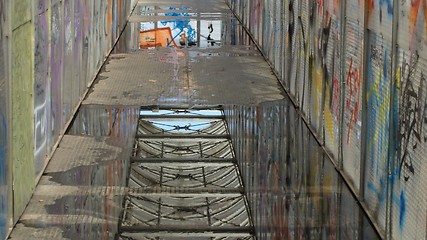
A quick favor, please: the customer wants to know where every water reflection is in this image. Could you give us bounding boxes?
[10,106,138,239]
[224,101,381,240]
[10,100,382,239]
[68,105,140,145]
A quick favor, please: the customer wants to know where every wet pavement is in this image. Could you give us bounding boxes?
[83,0,284,106]
[10,0,381,239]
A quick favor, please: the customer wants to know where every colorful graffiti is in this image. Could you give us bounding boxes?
[224,102,380,239]
[227,0,426,238]
[161,7,197,46]
[364,40,392,230]
[409,0,427,49]
[391,48,427,239]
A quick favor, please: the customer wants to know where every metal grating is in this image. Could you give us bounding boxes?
[119,107,254,239]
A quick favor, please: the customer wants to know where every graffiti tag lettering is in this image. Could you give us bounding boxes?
[345,57,362,143]
[398,52,427,181]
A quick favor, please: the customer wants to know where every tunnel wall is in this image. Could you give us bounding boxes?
[0,0,137,239]
[226,0,427,239]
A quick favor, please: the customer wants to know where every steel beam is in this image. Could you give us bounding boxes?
[120,226,254,235]
[139,114,224,120]
[136,134,230,140]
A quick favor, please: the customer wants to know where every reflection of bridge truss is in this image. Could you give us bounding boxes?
[119,107,254,239]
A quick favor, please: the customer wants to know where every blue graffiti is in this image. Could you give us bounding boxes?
[367,177,387,204]
[379,0,393,15]
[367,175,407,231]
[161,7,196,46]
[399,191,406,230]
[379,0,393,22]
[366,48,390,172]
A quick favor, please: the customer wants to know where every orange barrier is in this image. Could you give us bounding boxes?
[139,27,178,48]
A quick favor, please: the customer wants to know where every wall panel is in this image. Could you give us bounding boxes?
[342,0,364,193]
[392,47,427,240]
[0,0,10,238]
[391,1,427,238]
[12,20,35,221]
[284,0,301,99]
[50,0,64,146]
[227,0,427,238]
[34,5,50,177]
[364,32,393,231]
[323,0,342,159]
[298,0,311,118]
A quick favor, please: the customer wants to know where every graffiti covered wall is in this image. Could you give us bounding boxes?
[227,0,427,239]
[225,102,380,239]
[0,0,137,238]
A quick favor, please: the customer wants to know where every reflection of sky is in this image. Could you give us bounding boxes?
[140,110,223,132]
[140,109,222,116]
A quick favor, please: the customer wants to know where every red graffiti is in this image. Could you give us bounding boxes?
[345,57,362,144]
[331,75,341,121]
[325,0,341,15]
[409,0,427,50]
[367,0,375,21]
[318,0,324,14]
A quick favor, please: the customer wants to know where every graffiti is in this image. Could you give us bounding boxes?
[409,0,427,47]
[330,0,341,15]
[367,44,391,164]
[251,0,262,28]
[161,7,196,46]
[317,0,324,15]
[331,75,341,120]
[345,57,362,143]
[34,10,50,175]
[379,0,393,22]
[398,52,427,181]
[367,0,374,20]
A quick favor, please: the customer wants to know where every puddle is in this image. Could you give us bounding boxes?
[223,101,381,239]
[14,102,382,239]
[118,106,254,239]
